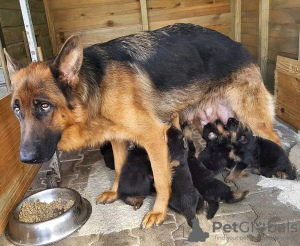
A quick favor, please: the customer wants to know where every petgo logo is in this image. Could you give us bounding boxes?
[213,221,298,233]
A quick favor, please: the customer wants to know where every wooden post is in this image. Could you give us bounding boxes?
[139,0,149,31]
[0,41,11,92]
[231,0,241,42]
[259,0,269,83]
[43,0,58,54]
[298,28,300,61]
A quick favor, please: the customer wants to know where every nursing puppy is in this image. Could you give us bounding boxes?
[226,118,296,180]
[6,23,280,227]
[198,120,233,175]
[185,127,248,219]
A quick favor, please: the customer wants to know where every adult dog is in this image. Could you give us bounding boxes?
[5,23,280,228]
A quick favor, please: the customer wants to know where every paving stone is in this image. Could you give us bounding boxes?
[271,221,300,246]
[0,233,14,246]
[131,223,177,246]
[246,190,300,224]
[53,234,99,246]
[90,230,139,246]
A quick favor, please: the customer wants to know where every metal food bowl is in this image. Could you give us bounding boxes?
[5,188,92,246]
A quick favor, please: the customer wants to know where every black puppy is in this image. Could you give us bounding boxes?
[198,120,234,175]
[100,142,115,170]
[167,115,204,227]
[117,147,154,210]
[226,118,296,180]
[185,126,248,219]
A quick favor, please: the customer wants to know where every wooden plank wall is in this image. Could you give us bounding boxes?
[44,0,231,54]
[0,0,53,66]
[0,95,40,234]
[241,0,259,61]
[240,0,300,93]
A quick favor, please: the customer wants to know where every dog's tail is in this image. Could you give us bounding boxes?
[206,201,219,219]
[225,190,249,204]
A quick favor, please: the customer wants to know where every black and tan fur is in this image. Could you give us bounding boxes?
[5,23,280,228]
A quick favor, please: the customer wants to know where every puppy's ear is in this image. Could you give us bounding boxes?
[208,132,217,140]
[51,35,83,85]
[4,48,23,77]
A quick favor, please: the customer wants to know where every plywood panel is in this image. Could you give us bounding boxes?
[275,56,300,130]
[0,94,40,234]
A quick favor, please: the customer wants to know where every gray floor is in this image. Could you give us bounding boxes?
[1,118,300,246]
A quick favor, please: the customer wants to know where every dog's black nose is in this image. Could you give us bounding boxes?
[20,150,38,163]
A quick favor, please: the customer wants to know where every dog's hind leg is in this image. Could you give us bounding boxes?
[226,65,281,145]
[206,201,219,219]
[224,190,249,204]
[97,140,128,204]
[225,162,249,183]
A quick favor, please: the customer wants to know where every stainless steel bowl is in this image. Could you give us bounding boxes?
[5,188,92,246]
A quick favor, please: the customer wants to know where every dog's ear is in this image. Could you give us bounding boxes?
[4,48,23,77]
[52,35,83,85]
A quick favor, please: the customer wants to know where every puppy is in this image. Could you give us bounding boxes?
[226,118,296,180]
[185,126,248,219]
[198,120,233,175]
[167,114,204,227]
[100,142,115,170]
[117,147,154,210]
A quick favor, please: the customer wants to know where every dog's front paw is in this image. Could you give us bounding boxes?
[96,190,117,204]
[141,210,166,229]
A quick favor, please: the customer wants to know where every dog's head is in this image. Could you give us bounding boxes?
[234,125,254,149]
[226,117,239,132]
[5,36,84,163]
[202,120,229,144]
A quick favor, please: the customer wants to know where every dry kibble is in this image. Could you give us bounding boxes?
[19,198,74,223]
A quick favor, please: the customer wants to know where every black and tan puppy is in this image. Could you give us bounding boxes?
[198,120,233,175]
[185,127,248,219]
[226,118,296,180]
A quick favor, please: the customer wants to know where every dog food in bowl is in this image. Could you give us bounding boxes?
[19,198,74,223]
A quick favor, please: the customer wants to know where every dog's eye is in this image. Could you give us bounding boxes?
[14,105,20,115]
[40,102,51,112]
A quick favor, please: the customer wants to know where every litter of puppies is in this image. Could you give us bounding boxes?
[100,114,295,227]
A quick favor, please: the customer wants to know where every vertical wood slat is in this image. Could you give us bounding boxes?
[0,39,11,92]
[231,0,241,42]
[43,0,58,54]
[139,0,149,31]
[259,0,269,83]
[298,28,300,61]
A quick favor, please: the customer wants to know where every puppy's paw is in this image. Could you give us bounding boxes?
[96,190,117,204]
[276,171,286,179]
[141,210,166,229]
[224,174,235,183]
[238,171,249,178]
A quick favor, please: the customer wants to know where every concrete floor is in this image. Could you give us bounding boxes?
[1,118,300,246]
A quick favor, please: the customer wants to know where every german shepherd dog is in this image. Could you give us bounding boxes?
[226,118,296,180]
[5,23,280,228]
